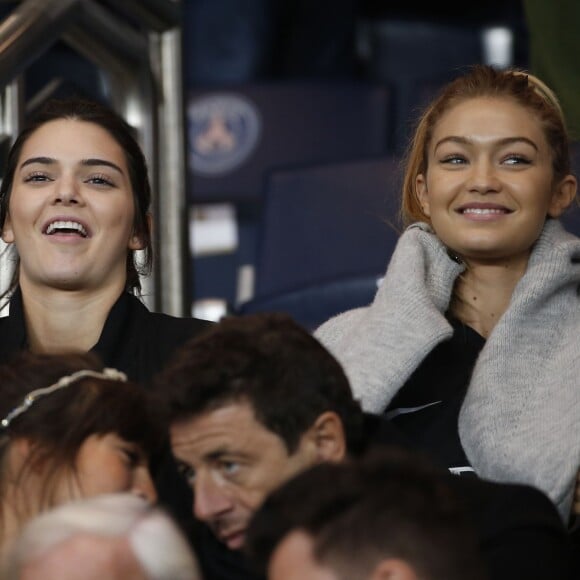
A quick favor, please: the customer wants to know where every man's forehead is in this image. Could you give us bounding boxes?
[169,401,273,453]
[173,400,258,432]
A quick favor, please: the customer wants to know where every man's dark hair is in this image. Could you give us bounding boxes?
[153,312,366,455]
[245,447,487,580]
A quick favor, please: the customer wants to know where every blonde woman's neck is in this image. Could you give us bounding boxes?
[449,257,527,338]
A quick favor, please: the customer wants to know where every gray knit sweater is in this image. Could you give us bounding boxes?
[315,219,580,520]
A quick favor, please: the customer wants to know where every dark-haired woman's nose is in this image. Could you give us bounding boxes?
[52,176,83,206]
[131,468,158,504]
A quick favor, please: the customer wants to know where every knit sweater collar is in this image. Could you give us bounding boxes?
[316,218,580,519]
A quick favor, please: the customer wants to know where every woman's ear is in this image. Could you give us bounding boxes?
[128,213,152,251]
[548,174,577,218]
[415,174,431,217]
[128,232,146,251]
[13,437,33,459]
[2,213,15,244]
[5,437,34,480]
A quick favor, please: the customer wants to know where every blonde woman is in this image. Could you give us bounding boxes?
[316,65,580,524]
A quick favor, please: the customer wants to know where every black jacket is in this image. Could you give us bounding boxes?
[364,412,577,580]
[0,288,211,385]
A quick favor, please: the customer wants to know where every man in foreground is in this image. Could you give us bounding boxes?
[246,448,487,580]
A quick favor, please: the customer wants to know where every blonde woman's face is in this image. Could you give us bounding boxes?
[415,96,576,267]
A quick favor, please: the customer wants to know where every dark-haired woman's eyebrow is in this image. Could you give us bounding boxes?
[20,156,55,169]
[81,158,124,174]
[19,157,125,175]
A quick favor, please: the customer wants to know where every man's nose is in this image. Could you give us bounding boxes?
[193,472,233,522]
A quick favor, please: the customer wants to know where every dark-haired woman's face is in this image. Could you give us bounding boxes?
[1,119,144,293]
[63,432,156,503]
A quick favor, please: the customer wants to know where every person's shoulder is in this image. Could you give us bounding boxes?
[450,476,563,527]
[143,308,213,339]
[125,294,213,349]
[127,294,212,331]
[449,477,577,580]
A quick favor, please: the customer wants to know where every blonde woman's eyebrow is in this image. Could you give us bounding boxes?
[434,135,539,152]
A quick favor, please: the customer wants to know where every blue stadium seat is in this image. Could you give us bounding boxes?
[187,80,392,203]
[251,155,402,299]
[561,140,580,236]
[236,274,381,331]
[363,20,484,152]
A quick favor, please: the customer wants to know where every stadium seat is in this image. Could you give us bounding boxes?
[250,155,403,300]
[236,273,382,331]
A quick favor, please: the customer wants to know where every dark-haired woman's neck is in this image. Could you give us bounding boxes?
[19,279,126,354]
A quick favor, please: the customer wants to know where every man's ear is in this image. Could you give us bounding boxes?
[548,174,577,218]
[415,174,431,217]
[310,411,346,463]
[370,558,419,580]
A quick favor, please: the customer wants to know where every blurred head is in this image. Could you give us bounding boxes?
[0,352,163,534]
[4,493,202,580]
[153,312,365,549]
[0,97,152,295]
[401,64,576,229]
[246,448,487,580]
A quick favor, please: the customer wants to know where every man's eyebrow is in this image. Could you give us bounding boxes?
[18,156,124,174]
[206,448,249,461]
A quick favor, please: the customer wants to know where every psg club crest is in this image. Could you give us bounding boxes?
[188,94,261,176]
